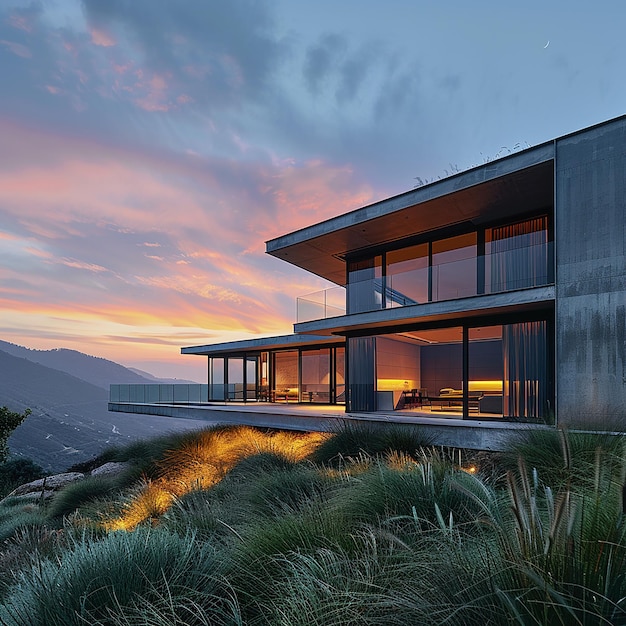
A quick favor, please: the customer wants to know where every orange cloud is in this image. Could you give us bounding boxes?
[0,120,370,377]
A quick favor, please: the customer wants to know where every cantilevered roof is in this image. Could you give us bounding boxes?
[181,333,344,356]
[266,142,555,285]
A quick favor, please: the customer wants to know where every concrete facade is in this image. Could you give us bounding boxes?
[556,117,626,425]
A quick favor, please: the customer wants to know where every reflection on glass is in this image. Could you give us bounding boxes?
[432,233,477,300]
[209,357,225,401]
[469,326,504,416]
[227,357,244,401]
[301,348,331,403]
[386,244,428,306]
[246,356,257,401]
[347,256,382,313]
[335,347,346,404]
[273,351,299,402]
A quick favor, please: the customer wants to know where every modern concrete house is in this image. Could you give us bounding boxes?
[110,115,626,436]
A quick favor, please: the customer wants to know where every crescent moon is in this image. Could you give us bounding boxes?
[543,40,550,49]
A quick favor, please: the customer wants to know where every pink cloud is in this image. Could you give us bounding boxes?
[0,120,371,370]
[90,27,116,47]
[0,39,31,58]
[7,13,33,33]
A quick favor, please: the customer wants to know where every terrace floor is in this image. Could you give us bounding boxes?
[109,400,551,451]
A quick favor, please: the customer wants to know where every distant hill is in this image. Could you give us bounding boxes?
[0,340,196,390]
[0,349,210,472]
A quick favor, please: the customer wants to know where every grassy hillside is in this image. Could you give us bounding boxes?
[0,422,624,625]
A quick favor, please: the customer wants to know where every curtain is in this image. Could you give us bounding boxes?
[347,336,376,411]
[503,321,547,418]
[490,216,548,292]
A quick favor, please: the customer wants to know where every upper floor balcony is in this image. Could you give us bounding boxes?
[297,239,554,323]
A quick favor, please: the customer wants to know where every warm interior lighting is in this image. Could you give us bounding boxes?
[377,379,417,391]
[467,380,503,393]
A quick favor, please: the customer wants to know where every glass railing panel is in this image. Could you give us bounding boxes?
[210,383,226,401]
[295,241,554,321]
[158,385,174,403]
[386,267,429,307]
[147,385,160,403]
[173,385,189,403]
[110,385,121,402]
[484,241,552,294]
[109,384,209,404]
[431,256,477,301]
[297,286,347,322]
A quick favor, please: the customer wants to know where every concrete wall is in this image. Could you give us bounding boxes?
[376,337,421,390]
[556,117,626,426]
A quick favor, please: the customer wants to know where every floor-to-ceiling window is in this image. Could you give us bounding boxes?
[273,350,299,401]
[209,357,225,401]
[468,326,504,416]
[486,216,550,293]
[335,346,346,404]
[345,214,552,313]
[364,314,551,420]
[301,348,331,403]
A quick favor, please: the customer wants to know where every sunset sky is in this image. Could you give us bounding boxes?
[1,1,625,382]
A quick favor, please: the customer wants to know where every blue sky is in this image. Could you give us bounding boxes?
[0,0,624,380]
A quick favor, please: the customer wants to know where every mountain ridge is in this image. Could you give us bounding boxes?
[0,345,209,472]
[0,340,197,389]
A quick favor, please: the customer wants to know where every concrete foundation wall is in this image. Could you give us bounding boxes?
[556,118,626,426]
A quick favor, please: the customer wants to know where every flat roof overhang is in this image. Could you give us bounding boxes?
[266,143,555,284]
[181,333,344,357]
[293,286,555,337]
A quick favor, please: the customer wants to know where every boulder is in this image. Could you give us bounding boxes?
[10,472,85,496]
[90,462,127,478]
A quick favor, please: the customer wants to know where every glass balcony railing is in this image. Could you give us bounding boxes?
[109,384,209,404]
[296,241,553,322]
[296,286,347,323]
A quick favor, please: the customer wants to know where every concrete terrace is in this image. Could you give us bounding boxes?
[108,400,550,451]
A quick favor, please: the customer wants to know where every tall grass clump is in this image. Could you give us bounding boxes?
[45,475,123,520]
[309,420,432,466]
[0,501,46,542]
[502,425,626,489]
[0,528,239,626]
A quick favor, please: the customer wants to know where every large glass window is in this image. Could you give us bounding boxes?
[335,347,346,404]
[246,356,257,401]
[432,233,477,301]
[341,214,552,316]
[227,357,244,401]
[486,216,549,292]
[301,348,331,403]
[273,351,299,402]
[209,357,225,401]
[386,244,428,307]
[469,326,504,416]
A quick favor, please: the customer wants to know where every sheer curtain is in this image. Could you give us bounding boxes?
[490,216,548,292]
[503,321,547,418]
